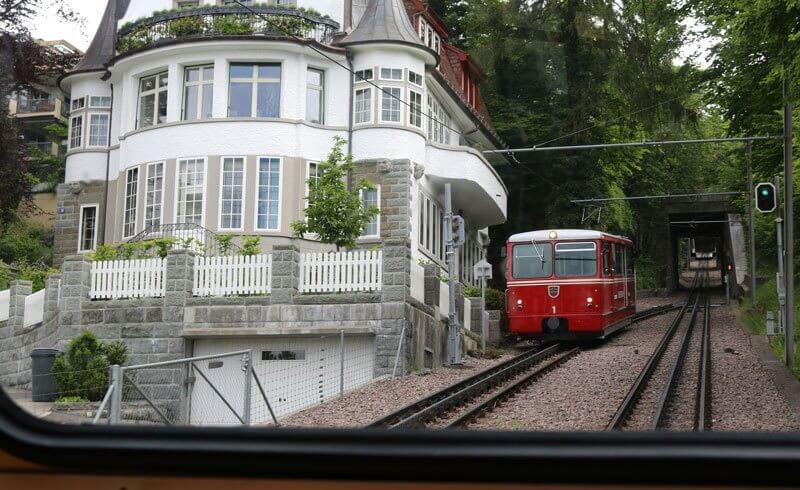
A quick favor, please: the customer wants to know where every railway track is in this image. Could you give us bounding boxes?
[607,269,712,431]
[367,302,682,430]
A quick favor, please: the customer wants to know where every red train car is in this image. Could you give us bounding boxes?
[506,229,636,340]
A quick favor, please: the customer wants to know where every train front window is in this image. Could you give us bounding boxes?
[554,242,597,277]
[512,243,553,278]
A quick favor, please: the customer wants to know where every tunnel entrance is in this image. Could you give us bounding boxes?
[669,212,726,290]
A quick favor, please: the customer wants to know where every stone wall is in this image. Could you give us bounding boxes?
[54,181,107,267]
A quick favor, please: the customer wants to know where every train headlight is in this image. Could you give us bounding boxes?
[586,297,593,303]
[516,299,523,305]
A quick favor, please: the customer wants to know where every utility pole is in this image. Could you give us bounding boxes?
[747,141,757,308]
[776,175,786,335]
[783,77,794,369]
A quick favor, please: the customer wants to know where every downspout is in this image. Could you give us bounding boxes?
[346,50,355,190]
[101,79,113,246]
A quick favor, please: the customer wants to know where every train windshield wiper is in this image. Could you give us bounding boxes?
[531,240,546,270]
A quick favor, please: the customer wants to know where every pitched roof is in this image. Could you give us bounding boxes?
[71,0,130,74]
[338,0,436,60]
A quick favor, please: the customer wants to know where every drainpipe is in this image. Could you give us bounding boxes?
[101,80,114,246]
[346,51,355,191]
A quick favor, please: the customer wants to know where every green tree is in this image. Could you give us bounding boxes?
[291,137,379,250]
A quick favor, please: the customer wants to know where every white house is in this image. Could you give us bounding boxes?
[57,0,508,287]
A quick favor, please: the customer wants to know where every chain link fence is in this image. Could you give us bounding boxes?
[88,332,376,426]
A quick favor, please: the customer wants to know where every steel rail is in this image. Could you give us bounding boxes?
[651,293,702,430]
[606,271,702,430]
[365,344,561,428]
[696,290,712,431]
[367,303,683,429]
[447,347,581,428]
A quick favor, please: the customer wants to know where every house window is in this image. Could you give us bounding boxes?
[176,157,205,225]
[220,157,245,230]
[354,87,372,124]
[427,94,451,144]
[71,97,85,111]
[354,69,373,82]
[137,72,168,128]
[305,161,320,207]
[183,65,214,121]
[380,87,402,123]
[419,192,444,261]
[379,67,403,80]
[361,186,380,238]
[305,68,324,124]
[256,157,281,230]
[228,63,281,118]
[409,90,423,128]
[69,115,83,149]
[123,167,139,238]
[87,113,109,147]
[89,96,111,108]
[144,162,164,230]
[78,205,98,252]
[408,71,423,87]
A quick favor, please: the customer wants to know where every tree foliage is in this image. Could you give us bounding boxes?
[292,137,379,250]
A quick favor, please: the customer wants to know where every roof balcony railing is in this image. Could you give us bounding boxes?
[116,5,340,54]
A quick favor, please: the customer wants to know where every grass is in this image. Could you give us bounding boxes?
[741,269,800,378]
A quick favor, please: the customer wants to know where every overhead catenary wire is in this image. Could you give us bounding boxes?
[484,135,780,154]
[232,0,465,138]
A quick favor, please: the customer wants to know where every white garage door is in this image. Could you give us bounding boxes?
[191,335,375,425]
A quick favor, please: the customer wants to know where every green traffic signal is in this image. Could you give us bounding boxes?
[755,183,776,213]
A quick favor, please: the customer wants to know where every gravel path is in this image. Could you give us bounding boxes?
[279,352,518,428]
[710,297,800,431]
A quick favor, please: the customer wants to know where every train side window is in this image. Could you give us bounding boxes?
[602,242,612,276]
[626,246,634,275]
[613,244,624,274]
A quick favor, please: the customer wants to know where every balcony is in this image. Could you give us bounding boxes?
[117,6,340,54]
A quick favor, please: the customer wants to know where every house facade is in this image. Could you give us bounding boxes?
[57,0,507,286]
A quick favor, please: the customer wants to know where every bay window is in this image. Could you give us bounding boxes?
[409,90,423,128]
[306,68,324,124]
[256,157,281,230]
[144,162,164,230]
[123,167,139,238]
[69,115,83,149]
[354,87,372,124]
[87,113,109,147]
[137,72,168,128]
[220,157,245,230]
[176,158,206,225]
[228,63,281,118]
[419,192,444,262]
[380,86,402,123]
[183,65,214,121]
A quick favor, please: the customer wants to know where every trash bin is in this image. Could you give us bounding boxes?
[31,348,61,402]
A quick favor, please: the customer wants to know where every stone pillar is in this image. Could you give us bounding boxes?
[8,280,32,333]
[454,282,465,327]
[423,263,440,308]
[375,239,412,377]
[164,249,195,322]
[43,274,61,325]
[469,296,483,334]
[486,310,502,346]
[53,183,80,267]
[382,239,411,302]
[270,245,300,305]
[58,255,92,345]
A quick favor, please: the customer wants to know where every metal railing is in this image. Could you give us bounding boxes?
[117,5,340,54]
[126,222,242,257]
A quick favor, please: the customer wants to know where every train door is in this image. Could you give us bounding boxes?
[625,245,635,307]
[602,242,614,313]
[613,243,626,311]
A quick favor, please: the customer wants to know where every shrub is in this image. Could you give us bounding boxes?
[90,244,118,261]
[464,286,505,311]
[216,233,234,256]
[0,265,8,290]
[0,220,53,266]
[213,15,254,35]
[239,236,262,256]
[169,15,205,36]
[18,262,58,292]
[52,331,129,402]
[153,237,177,258]
[55,395,89,404]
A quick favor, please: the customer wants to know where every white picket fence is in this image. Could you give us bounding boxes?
[299,250,382,293]
[23,289,45,327]
[90,258,166,299]
[0,289,9,322]
[194,254,272,296]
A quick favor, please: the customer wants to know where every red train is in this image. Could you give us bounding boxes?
[505,229,636,340]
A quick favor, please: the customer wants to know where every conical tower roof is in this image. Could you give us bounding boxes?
[71,0,130,74]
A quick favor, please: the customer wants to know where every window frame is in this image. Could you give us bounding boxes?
[255,156,283,232]
[354,69,373,82]
[89,96,111,108]
[77,203,99,253]
[379,67,404,81]
[228,62,282,118]
[418,191,445,263]
[305,67,325,124]
[137,71,169,129]
[511,242,554,279]
[554,241,598,278]
[379,86,403,124]
[174,156,208,227]
[409,90,423,129]
[182,64,215,121]
[408,70,423,87]
[122,167,140,239]
[70,96,85,111]
[360,185,381,239]
[144,161,165,231]
[68,114,84,150]
[353,87,373,125]
[86,112,110,148]
[218,156,247,232]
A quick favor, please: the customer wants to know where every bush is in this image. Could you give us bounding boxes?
[0,220,53,266]
[213,15,254,35]
[52,331,129,402]
[55,395,89,404]
[239,236,262,256]
[18,262,58,292]
[464,286,505,311]
[0,264,8,290]
[90,244,119,261]
[169,15,205,36]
